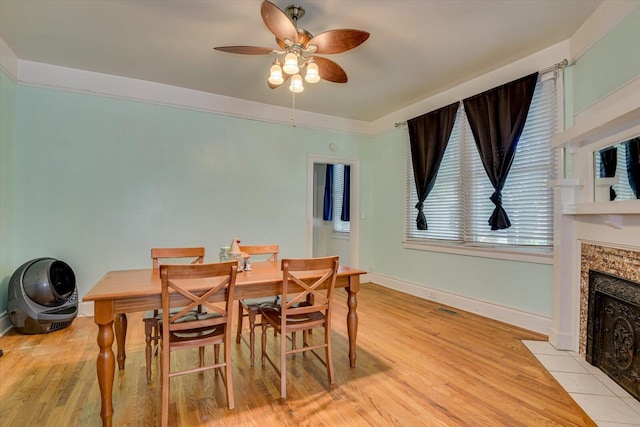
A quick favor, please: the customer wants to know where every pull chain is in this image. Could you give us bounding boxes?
[291,92,296,127]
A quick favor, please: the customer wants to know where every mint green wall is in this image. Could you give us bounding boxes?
[573,6,640,114]
[0,70,16,312]
[370,128,553,315]
[10,85,371,306]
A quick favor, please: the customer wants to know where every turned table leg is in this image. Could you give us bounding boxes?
[346,278,359,368]
[115,313,127,370]
[95,301,115,427]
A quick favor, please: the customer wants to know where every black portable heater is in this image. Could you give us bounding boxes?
[8,257,78,334]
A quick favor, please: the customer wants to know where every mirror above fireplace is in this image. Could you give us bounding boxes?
[593,136,640,202]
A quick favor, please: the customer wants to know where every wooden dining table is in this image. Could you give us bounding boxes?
[83,261,366,427]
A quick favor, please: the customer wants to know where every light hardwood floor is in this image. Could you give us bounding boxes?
[0,282,595,426]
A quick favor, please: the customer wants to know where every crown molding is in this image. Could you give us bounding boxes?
[15,59,372,136]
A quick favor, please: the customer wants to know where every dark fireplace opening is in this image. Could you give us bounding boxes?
[587,270,640,401]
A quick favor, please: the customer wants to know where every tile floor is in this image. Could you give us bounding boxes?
[523,340,640,426]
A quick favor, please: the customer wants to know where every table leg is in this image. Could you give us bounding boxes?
[346,284,358,368]
[95,301,115,427]
[115,313,127,370]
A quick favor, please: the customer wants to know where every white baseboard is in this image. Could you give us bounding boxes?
[548,327,579,352]
[366,273,551,335]
[0,311,12,336]
[78,301,94,317]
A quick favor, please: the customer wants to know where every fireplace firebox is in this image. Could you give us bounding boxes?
[587,270,640,401]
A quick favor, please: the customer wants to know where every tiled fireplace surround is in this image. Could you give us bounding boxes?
[579,244,640,356]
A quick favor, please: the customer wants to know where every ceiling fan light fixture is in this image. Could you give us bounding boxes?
[283,51,299,74]
[214,1,370,94]
[304,60,320,83]
[268,60,284,85]
[289,73,304,93]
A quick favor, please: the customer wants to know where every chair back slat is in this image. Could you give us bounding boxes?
[160,261,237,333]
[152,247,205,269]
[238,244,279,263]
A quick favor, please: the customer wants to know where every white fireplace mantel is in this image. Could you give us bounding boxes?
[549,80,640,353]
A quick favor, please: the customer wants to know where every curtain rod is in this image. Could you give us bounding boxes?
[394,58,570,128]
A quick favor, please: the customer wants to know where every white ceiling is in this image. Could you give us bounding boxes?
[0,0,603,122]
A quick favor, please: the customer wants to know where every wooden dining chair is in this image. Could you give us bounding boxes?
[143,247,205,381]
[260,256,339,399]
[236,244,279,366]
[159,261,237,426]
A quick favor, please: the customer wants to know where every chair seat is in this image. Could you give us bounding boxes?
[160,313,225,343]
[240,296,279,310]
[260,303,325,326]
[143,307,198,321]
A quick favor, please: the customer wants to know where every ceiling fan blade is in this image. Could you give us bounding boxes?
[307,30,370,54]
[314,57,348,83]
[267,73,291,89]
[261,0,298,45]
[214,46,275,55]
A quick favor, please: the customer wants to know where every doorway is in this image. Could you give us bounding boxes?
[307,155,360,268]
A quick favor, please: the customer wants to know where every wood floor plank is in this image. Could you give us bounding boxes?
[0,282,595,426]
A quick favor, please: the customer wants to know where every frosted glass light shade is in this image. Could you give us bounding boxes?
[268,62,284,85]
[289,73,304,93]
[305,61,320,83]
[283,52,299,74]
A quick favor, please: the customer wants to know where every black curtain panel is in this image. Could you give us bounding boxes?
[341,165,351,222]
[408,102,460,230]
[323,164,334,221]
[462,72,538,230]
[626,138,640,198]
[600,147,618,200]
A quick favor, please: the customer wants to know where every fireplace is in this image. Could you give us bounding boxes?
[586,270,640,401]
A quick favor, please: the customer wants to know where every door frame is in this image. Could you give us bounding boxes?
[306,154,360,268]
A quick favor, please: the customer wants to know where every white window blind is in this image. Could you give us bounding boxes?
[405,74,557,249]
[333,164,350,233]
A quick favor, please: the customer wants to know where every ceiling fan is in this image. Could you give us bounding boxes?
[214,1,370,93]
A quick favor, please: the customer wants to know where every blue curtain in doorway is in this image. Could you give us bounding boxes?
[341,165,350,221]
[323,164,334,220]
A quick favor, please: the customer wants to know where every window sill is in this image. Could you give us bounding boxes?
[402,241,553,265]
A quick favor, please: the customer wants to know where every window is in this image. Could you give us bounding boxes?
[333,164,350,233]
[405,73,558,250]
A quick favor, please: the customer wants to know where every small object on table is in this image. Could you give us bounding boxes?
[229,238,244,272]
